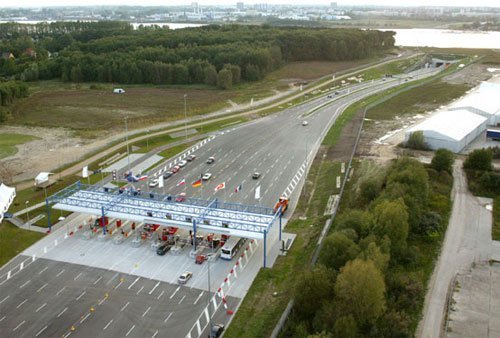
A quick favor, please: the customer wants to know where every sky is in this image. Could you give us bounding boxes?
[1,0,500,8]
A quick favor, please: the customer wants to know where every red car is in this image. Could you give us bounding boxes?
[175,192,186,202]
[171,166,180,173]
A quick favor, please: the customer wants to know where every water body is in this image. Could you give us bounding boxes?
[0,20,206,30]
[387,28,500,49]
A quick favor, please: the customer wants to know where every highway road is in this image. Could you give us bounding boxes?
[1,67,441,338]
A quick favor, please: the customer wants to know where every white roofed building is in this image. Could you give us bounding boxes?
[449,82,500,125]
[404,109,488,153]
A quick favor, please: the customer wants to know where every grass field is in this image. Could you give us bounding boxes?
[0,133,39,159]
[0,222,45,266]
[366,80,471,120]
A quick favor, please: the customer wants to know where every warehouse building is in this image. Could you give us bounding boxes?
[405,109,488,153]
[449,82,500,124]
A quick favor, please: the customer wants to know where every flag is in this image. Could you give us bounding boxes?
[255,185,261,199]
[137,175,148,181]
[159,175,164,188]
[177,178,186,187]
[82,166,89,178]
[234,184,242,193]
[192,179,202,188]
[214,182,225,192]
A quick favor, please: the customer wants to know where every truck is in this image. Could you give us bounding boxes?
[273,196,289,214]
[486,129,500,141]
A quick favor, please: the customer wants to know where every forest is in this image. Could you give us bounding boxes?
[0,22,395,87]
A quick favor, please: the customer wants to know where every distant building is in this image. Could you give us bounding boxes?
[331,2,338,7]
[191,2,199,14]
[236,2,244,10]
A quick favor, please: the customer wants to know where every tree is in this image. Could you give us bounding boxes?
[244,64,261,81]
[225,64,241,84]
[372,198,409,255]
[463,148,493,171]
[203,65,217,86]
[358,241,390,272]
[294,265,336,322]
[406,131,428,150]
[70,65,83,83]
[431,148,454,174]
[335,209,371,238]
[335,259,386,326]
[217,68,233,90]
[333,315,358,338]
[319,232,360,271]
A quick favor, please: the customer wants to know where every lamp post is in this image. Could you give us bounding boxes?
[184,94,188,140]
[25,200,30,228]
[124,117,131,173]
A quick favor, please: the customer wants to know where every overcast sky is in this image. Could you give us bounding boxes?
[1,0,500,8]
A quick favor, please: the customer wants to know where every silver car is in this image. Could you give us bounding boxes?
[178,271,193,284]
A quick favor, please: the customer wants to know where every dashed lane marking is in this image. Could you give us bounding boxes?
[103,319,113,330]
[57,307,68,318]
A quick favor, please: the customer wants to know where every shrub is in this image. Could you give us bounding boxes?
[406,131,428,150]
[431,148,454,174]
[463,148,493,171]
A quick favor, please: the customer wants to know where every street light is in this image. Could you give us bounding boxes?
[184,94,188,140]
[124,117,131,173]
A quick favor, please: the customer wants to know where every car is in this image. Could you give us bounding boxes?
[209,323,225,338]
[206,156,215,164]
[195,254,207,264]
[202,173,212,181]
[156,244,172,256]
[327,94,333,98]
[178,271,193,284]
[171,165,180,173]
[186,154,196,161]
[163,171,173,179]
[252,172,261,179]
[178,160,188,167]
[149,179,159,188]
[302,121,308,126]
[175,192,187,202]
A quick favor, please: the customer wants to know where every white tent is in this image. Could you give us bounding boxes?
[0,183,16,223]
[35,172,52,186]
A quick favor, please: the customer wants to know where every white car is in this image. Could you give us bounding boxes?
[178,160,188,167]
[178,271,193,284]
[149,179,159,188]
[302,121,308,126]
[202,173,212,181]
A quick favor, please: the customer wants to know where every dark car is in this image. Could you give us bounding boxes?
[209,324,225,338]
[163,171,173,179]
[206,156,215,164]
[156,244,172,256]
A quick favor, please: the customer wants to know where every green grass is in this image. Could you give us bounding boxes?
[0,222,45,266]
[0,133,39,159]
[366,80,471,120]
[158,143,194,159]
[493,197,500,241]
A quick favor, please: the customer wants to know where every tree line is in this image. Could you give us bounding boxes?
[0,81,28,122]
[0,22,395,88]
[283,155,453,337]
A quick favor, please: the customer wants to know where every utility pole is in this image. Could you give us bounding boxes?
[184,94,188,140]
[124,117,131,173]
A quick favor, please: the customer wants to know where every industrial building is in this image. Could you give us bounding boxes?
[405,81,500,153]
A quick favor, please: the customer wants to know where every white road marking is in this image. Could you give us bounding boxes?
[13,320,25,331]
[57,307,68,318]
[56,286,66,296]
[114,280,123,289]
[128,277,140,289]
[149,282,160,295]
[80,312,91,324]
[62,331,72,338]
[35,325,48,337]
[126,325,135,336]
[76,290,86,301]
[152,330,159,338]
[142,306,151,317]
[36,303,47,312]
[164,312,173,323]
[74,272,83,281]
[103,319,113,330]
[98,296,107,306]
[37,283,48,293]
[0,295,9,304]
[19,280,30,288]
[170,286,180,299]
[194,292,204,305]
[136,286,144,295]
[56,269,65,277]
[157,290,165,300]
[121,301,130,312]
[16,299,27,309]
[38,267,48,275]
[93,276,103,285]
[0,316,5,322]
[178,295,186,304]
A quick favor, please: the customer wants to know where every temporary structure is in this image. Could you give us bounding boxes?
[0,183,16,223]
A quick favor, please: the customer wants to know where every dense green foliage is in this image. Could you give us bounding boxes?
[0,22,395,86]
[283,157,452,337]
[0,80,29,122]
[463,148,493,171]
[406,130,429,150]
[431,148,454,174]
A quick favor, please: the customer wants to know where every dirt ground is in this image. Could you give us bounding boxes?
[357,64,498,164]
